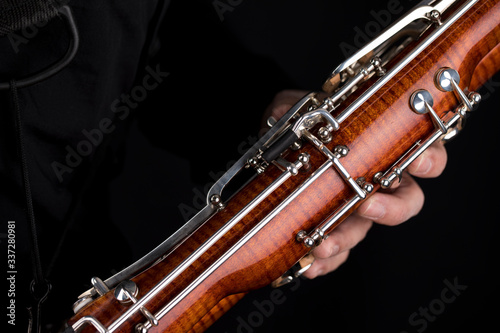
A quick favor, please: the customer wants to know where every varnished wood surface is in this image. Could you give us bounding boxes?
[187,293,246,333]
[67,0,500,332]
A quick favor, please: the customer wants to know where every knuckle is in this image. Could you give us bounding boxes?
[391,193,424,224]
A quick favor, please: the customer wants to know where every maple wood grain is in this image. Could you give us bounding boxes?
[67,1,500,332]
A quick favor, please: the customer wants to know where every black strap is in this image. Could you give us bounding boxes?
[4,5,77,331]
[0,0,69,36]
[0,5,79,91]
[10,79,51,333]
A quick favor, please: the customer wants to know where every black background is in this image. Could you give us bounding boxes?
[146,1,500,333]
[2,0,499,332]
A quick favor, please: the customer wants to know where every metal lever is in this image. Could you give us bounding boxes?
[114,280,159,329]
[410,89,447,134]
[271,254,315,288]
[91,277,110,296]
[435,67,475,111]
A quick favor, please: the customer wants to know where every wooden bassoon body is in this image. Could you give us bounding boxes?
[65,0,500,332]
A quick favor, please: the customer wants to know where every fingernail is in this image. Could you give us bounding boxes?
[413,155,433,176]
[360,199,386,220]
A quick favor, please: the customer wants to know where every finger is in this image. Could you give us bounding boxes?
[378,142,447,193]
[303,250,350,279]
[312,214,373,259]
[357,173,424,226]
[407,141,448,178]
[263,90,308,124]
[304,215,372,279]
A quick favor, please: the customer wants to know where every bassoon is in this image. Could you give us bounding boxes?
[64,0,500,331]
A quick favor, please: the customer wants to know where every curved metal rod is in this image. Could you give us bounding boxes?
[0,5,79,90]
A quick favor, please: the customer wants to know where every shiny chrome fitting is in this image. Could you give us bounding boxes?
[298,153,310,165]
[246,149,269,174]
[334,145,349,158]
[296,230,308,243]
[468,91,481,105]
[303,237,316,248]
[428,9,442,25]
[435,67,460,92]
[357,177,374,193]
[434,67,475,112]
[271,254,315,288]
[374,167,403,189]
[210,194,225,211]
[291,140,303,151]
[114,280,139,304]
[115,280,159,329]
[91,277,109,297]
[136,323,149,333]
[370,56,386,76]
[317,126,332,143]
[410,89,447,134]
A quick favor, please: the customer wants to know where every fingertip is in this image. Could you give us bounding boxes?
[303,251,349,279]
[312,238,340,259]
[409,151,433,177]
[357,196,386,220]
[408,143,448,178]
[365,175,425,226]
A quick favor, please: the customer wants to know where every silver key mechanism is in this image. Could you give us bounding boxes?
[410,89,448,134]
[376,66,481,190]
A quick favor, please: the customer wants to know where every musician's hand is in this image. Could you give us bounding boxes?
[304,137,448,278]
[265,90,448,279]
